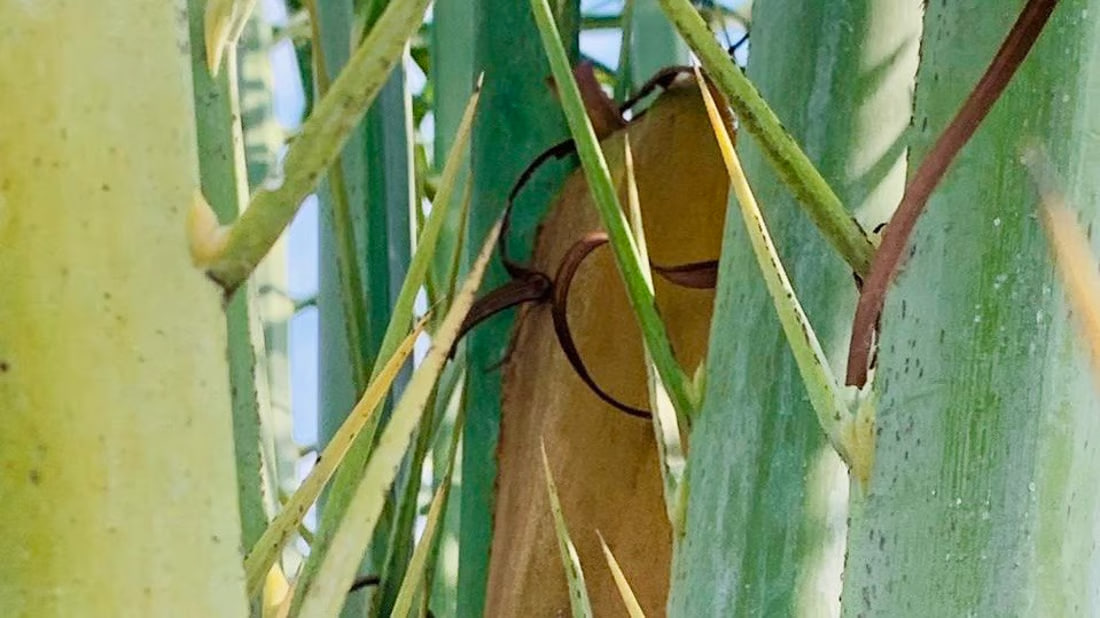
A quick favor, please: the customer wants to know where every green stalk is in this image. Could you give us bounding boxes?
[541,444,594,618]
[320,2,416,611]
[425,365,467,618]
[656,0,876,276]
[243,327,420,597]
[630,0,687,94]
[285,1,316,119]
[581,4,747,32]
[372,389,437,616]
[345,88,478,488]
[307,0,369,397]
[390,480,451,618]
[667,2,920,615]
[613,0,637,104]
[204,0,431,292]
[697,75,871,485]
[308,1,374,610]
[621,138,686,525]
[390,403,467,618]
[296,221,502,618]
[429,0,476,295]
[291,88,479,614]
[426,190,472,618]
[188,0,270,565]
[579,14,621,30]
[841,1,1100,614]
[365,70,415,375]
[530,0,696,428]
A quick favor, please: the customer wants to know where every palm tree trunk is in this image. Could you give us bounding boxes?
[0,2,247,615]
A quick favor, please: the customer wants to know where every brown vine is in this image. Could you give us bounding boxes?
[845,0,1061,387]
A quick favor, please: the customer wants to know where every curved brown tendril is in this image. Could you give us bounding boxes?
[551,235,720,419]
[845,0,1060,388]
[500,138,578,278]
[499,65,696,278]
[452,272,552,358]
[463,228,718,417]
[652,259,719,289]
[345,575,437,617]
[348,574,380,594]
[462,66,720,419]
[552,233,653,419]
[618,65,693,116]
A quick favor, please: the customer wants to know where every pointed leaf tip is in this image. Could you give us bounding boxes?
[204,0,257,76]
[204,0,232,76]
[541,440,593,618]
[597,531,647,618]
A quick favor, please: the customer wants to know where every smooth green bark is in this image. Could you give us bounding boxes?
[205,0,427,291]
[429,0,476,290]
[631,0,688,89]
[187,0,271,565]
[668,1,919,615]
[309,0,414,614]
[428,3,476,615]
[0,1,246,615]
[361,65,415,618]
[842,2,1100,615]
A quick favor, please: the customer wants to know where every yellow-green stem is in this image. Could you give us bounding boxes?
[0,2,246,614]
